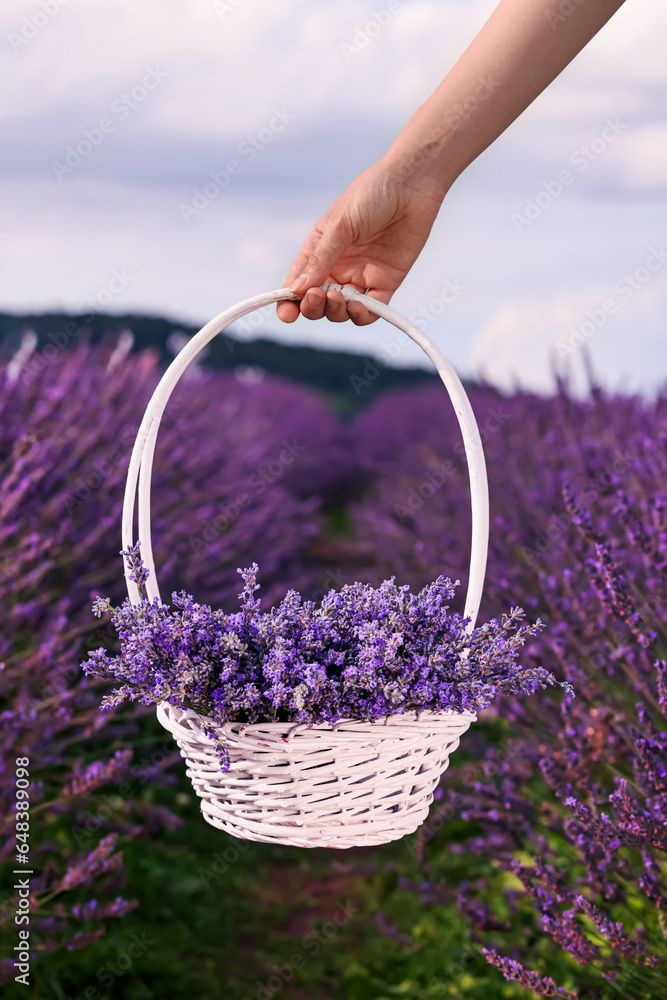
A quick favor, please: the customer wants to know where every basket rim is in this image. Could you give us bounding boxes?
[156,700,478,737]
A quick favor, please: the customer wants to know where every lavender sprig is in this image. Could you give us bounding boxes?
[83,549,571,766]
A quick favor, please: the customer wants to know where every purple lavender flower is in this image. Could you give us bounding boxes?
[84,553,570,765]
[353,379,667,993]
[71,896,138,920]
[56,833,123,892]
[482,947,577,998]
[63,749,133,797]
[0,338,343,973]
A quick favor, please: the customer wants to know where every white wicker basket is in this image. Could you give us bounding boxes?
[121,284,489,849]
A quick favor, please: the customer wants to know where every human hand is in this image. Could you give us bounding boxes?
[276,156,446,326]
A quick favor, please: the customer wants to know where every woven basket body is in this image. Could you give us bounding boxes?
[123,284,490,848]
[156,702,476,848]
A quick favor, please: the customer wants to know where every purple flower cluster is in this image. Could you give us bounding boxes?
[70,896,139,920]
[55,833,123,892]
[370,380,667,992]
[6,326,667,993]
[482,948,577,999]
[63,749,134,797]
[83,543,569,756]
[0,336,348,978]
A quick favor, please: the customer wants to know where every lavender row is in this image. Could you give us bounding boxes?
[349,380,667,994]
[3,334,667,995]
[0,339,348,977]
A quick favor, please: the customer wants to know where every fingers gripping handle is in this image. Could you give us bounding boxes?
[122,285,489,631]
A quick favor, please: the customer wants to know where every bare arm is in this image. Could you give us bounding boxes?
[278,0,627,326]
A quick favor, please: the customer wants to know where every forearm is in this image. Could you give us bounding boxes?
[383,0,627,197]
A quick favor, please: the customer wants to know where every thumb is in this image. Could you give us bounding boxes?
[289,219,351,293]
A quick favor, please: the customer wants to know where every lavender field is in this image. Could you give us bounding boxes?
[2,335,667,999]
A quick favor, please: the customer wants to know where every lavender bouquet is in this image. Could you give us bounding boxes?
[83,542,572,770]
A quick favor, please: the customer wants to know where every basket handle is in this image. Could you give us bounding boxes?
[121,284,489,631]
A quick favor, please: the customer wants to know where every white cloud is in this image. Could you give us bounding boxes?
[609,124,667,194]
[1,0,666,395]
[470,295,579,394]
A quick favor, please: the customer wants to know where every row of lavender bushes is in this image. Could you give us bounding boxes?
[0,335,353,984]
[2,334,666,996]
[348,382,667,997]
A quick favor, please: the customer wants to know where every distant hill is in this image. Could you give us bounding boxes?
[0,309,443,416]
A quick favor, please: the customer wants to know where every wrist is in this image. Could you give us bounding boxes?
[381,125,460,203]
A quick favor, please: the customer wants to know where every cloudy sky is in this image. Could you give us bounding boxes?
[2,0,666,394]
